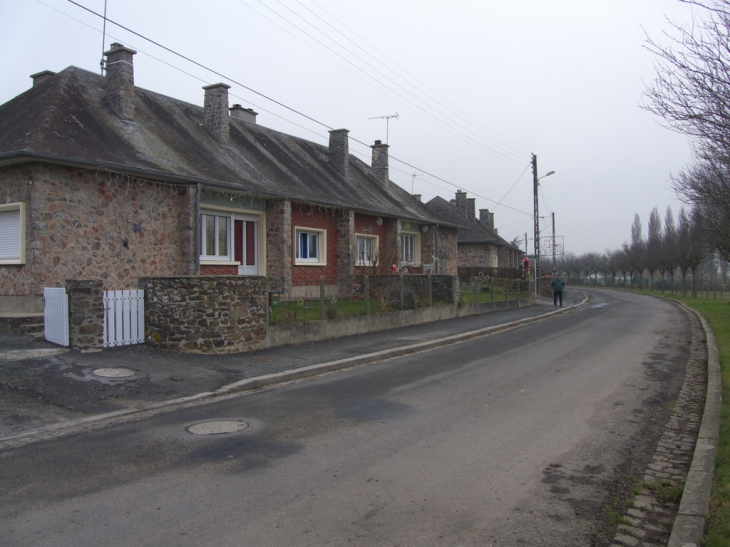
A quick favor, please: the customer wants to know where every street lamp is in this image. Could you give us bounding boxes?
[532,153,555,298]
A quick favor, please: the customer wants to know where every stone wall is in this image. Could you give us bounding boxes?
[66,279,104,352]
[266,198,292,296]
[0,163,195,302]
[458,242,497,268]
[336,209,355,294]
[140,276,267,353]
[438,227,458,275]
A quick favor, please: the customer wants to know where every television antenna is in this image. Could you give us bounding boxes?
[368,112,399,144]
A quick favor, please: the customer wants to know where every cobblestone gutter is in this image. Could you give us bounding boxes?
[610,302,720,547]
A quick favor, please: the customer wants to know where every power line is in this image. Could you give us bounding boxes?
[37,0,326,141]
[64,0,533,216]
[274,0,528,162]
[236,0,526,166]
[304,0,531,157]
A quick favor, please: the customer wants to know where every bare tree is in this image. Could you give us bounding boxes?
[673,159,730,260]
[646,207,663,290]
[643,0,730,162]
[628,214,646,288]
[660,207,678,292]
[688,207,709,297]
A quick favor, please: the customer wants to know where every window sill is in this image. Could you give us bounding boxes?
[294,260,327,267]
[0,259,25,265]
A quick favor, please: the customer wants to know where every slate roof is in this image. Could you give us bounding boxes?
[425,195,521,250]
[0,65,459,227]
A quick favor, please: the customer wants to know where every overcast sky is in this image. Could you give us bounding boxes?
[1,0,699,255]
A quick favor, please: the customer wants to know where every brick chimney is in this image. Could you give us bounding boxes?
[203,83,231,143]
[466,198,476,221]
[229,104,257,123]
[371,140,389,186]
[454,190,467,218]
[328,129,350,177]
[412,194,422,202]
[30,70,56,88]
[104,43,137,120]
[479,208,495,232]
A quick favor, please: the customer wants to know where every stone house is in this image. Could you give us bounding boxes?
[0,43,460,313]
[425,191,523,271]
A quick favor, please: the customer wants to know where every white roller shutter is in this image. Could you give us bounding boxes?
[0,208,21,261]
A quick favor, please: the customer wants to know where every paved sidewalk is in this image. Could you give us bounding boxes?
[0,291,583,443]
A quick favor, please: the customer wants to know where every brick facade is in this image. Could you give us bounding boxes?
[200,264,238,275]
[290,203,338,286]
[354,213,388,275]
[0,164,195,300]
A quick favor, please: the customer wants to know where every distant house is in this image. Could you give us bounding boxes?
[425,191,523,272]
[0,43,460,313]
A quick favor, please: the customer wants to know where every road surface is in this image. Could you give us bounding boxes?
[0,289,692,546]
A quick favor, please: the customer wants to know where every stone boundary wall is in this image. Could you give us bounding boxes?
[140,276,267,353]
[267,296,532,348]
[66,279,104,352]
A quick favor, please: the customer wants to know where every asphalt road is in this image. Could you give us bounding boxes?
[0,289,692,547]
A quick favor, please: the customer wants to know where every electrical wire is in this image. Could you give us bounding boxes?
[273,0,527,162]
[304,0,531,157]
[237,0,526,166]
[66,0,535,215]
[37,0,326,141]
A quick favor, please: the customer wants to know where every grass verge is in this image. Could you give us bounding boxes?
[612,288,729,546]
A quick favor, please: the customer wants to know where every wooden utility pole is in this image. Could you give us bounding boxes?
[532,154,540,297]
[552,212,556,276]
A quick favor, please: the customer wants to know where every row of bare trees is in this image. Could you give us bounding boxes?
[550,1,730,296]
[547,206,725,297]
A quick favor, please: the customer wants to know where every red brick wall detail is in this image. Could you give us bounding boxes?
[291,204,338,286]
[200,265,238,275]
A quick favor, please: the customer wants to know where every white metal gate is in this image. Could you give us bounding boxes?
[103,290,145,347]
[44,287,69,346]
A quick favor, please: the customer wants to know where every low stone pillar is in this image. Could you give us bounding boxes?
[66,279,104,353]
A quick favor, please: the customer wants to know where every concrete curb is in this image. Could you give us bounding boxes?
[0,296,588,451]
[667,302,722,547]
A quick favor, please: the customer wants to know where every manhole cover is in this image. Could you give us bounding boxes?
[92,367,136,378]
[187,420,250,435]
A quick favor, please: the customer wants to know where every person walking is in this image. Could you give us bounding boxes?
[551,273,565,306]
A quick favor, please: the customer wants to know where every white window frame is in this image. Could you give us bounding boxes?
[200,211,233,262]
[295,227,327,266]
[401,231,421,265]
[356,234,379,267]
[0,202,26,265]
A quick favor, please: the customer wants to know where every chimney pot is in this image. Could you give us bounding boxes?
[229,104,258,123]
[328,128,350,177]
[466,198,476,221]
[371,140,390,186]
[203,83,231,143]
[104,43,137,120]
[30,70,56,88]
[454,190,468,219]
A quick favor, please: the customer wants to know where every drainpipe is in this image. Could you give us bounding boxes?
[434,224,439,275]
[194,183,201,275]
